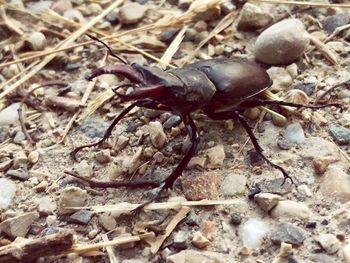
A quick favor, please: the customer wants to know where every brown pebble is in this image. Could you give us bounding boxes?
[181,172,219,201]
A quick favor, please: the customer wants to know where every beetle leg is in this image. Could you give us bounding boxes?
[204,109,293,185]
[239,99,341,110]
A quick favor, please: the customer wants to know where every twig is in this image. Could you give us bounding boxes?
[101,234,119,263]
[251,0,350,8]
[314,79,350,104]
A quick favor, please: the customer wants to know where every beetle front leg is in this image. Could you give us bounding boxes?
[204,109,293,185]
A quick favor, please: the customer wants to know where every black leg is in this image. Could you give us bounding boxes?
[239,99,340,110]
[204,109,293,184]
[71,99,172,160]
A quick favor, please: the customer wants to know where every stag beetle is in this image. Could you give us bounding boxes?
[69,37,339,205]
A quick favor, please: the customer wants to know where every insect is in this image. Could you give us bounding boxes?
[69,37,339,205]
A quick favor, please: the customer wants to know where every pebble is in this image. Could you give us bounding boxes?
[148,121,167,149]
[69,210,93,225]
[283,123,305,144]
[270,223,306,246]
[95,149,112,164]
[163,115,181,129]
[153,151,164,163]
[266,67,293,91]
[173,230,188,250]
[297,185,312,197]
[271,200,311,220]
[315,233,340,254]
[313,156,338,174]
[206,144,225,168]
[88,229,98,239]
[119,3,147,25]
[322,13,350,34]
[241,218,269,249]
[13,131,26,144]
[329,124,350,145]
[300,137,339,159]
[230,212,242,225]
[116,135,129,151]
[255,19,310,65]
[124,147,142,174]
[78,118,109,138]
[0,212,39,239]
[181,172,219,201]
[258,178,293,195]
[319,165,350,203]
[201,220,215,241]
[284,89,310,105]
[344,243,350,263]
[220,174,246,196]
[166,250,224,263]
[293,82,316,96]
[236,3,273,31]
[26,31,47,51]
[99,213,116,231]
[254,193,283,212]
[0,178,16,209]
[63,9,85,24]
[28,150,39,164]
[160,28,180,43]
[13,151,28,168]
[192,231,211,249]
[187,156,206,169]
[58,186,87,215]
[5,168,29,181]
[74,160,92,178]
[52,0,72,14]
[38,196,57,215]
[0,103,21,126]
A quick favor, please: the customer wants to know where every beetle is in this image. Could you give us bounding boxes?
[69,38,339,204]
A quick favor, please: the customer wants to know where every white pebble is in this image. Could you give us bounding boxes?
[240,218,269,249]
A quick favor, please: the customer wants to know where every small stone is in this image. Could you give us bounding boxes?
[319,166,350,203]
[267,67,293,91]
[163,115,181,129]
[297,185,312,197]
[239,246,250,256]
[74,160,92,178]
[283,123,305,144]
[315,234,340,254]
[293,82,316,96]
[5,168,29,181]
[87,3,102,15]
[187,156,206,169]
[201,220,215,241]
[181,172,219,201]
[13,151,28,168]
[153,151,164,163]
[220,174,246,196]
[206,144,225,168]
[271,223,306,246]
[241,218,269,249]
[300,137,339,159]
[322,13,350,34]
[237,3,273,31]
[13,131,26,144]
[123,147,142,174]
[105,10,119,24]
[258,178,293,195]
[38,196,57,215]
[193,21,207,33]
[244,107,261,120]
[95,149,112,164]
[119,3,147,25]
[69,210,93,225]
[313,156,338,174]
[255,19,310,65]
[278,242,293,258]
[148,121,167,149]
[173,230,188,250]
[79,118,109,138]
[194,31,209,44]
[0,212,39,239]
[230,212,242,225]
[271,200,311,220]
[58,186,87,215]
[254,193,282,212]
[99,213,116,231]
[160,28,180,43]
[26,31,47,51]
[0,178,16,210]
[221,1,236,14]
[63,9,85,24]
[35,181,48,192]
[116,135,129,151]
[192,231,211,249]
[88,229,98,239]
[329,124,350,145]
[28,150,39,164]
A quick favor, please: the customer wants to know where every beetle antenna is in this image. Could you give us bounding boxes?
[86,33,128,64]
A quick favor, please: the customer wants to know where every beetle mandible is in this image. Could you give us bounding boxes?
[70,39,339,204]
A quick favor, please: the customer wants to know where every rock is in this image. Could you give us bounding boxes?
[241,218,269,249]
[95,149,112,164]
[0,157,12,172]
[52,0,72,14]
[193,21,207,33]
[160,28,180,43]
[319,165,350,203]
[0,103,21,126]
[254,193,282,212]
[178,0,192,9]
[221,1,236,15]
[13,131,25,144]
[78,118,109,138]
[74,160,92,178]
[192,231,211,249]
[322,13,350,34]
[5,168,29,181]
[300,137,340,159]
[311,254,336,263]
[297,185,312,197]
[13,151,27,168]
[173,230,188,250]
[187,156,206,169]
[230,212,242,225]
[0,178,16,210]
[163,115,181,129]
[26,31,47,51]
[283,123,305,144]
[271,200,311,220]
[166,250,224,263]
[255,19,310,65]
[313,156,338,174]
[148,121,167,149]
[237,3,273,31]
[123,147,142,174]
[119,3,147,25]
[220,174,246,196]
[63,9,85,24]
[206,144,225,168]
[58,186,87,215]
[38,196,57,215]
[329,124,350,145]
[258,178,293,195]
[99,213,116,231]
[344,243,350,263]
[181,172,219,201]
[28,150,39,164]
[0,212,39,239]
[315,234,340,254]
[116,135,129,151]
[270,223,306,246]
[293,82,316,96]
[277,242,293,258]
[266,67,293,91]
[69,210,93,225]
[201,220,215,241]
